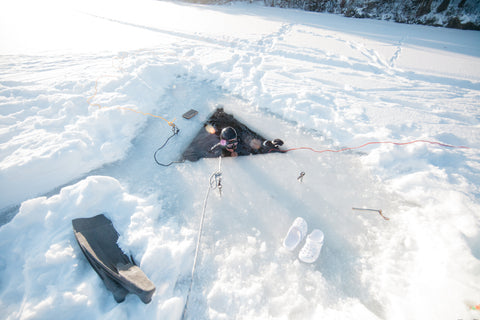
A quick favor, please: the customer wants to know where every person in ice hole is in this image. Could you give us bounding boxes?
[218,126,238,157]
[210,126,239,158]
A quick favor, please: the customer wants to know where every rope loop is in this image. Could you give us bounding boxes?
[153,125,183,167]
[209,171,222,189]
[209,171,223,196]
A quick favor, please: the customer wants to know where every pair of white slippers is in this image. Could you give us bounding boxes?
[282,217,324,263]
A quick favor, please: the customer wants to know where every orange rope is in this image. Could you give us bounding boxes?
[86,54,176,128]
[116,106,176,127]
[86,76,109,109]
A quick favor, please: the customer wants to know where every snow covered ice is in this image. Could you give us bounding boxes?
[1,0,480,319]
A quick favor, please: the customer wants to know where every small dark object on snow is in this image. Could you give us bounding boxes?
[182,109,198,119]
[182,107,284,161]
[72,214,155,303]
[297,171,305,182]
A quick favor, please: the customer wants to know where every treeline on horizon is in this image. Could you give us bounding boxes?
[182,0,480,30]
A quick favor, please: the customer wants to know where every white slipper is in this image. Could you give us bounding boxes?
[298,229,324,263]
[282,217,308,251]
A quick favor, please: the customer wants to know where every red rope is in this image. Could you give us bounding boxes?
[278,139,470,154]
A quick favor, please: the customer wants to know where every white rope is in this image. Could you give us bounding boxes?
[181,157,222,320]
